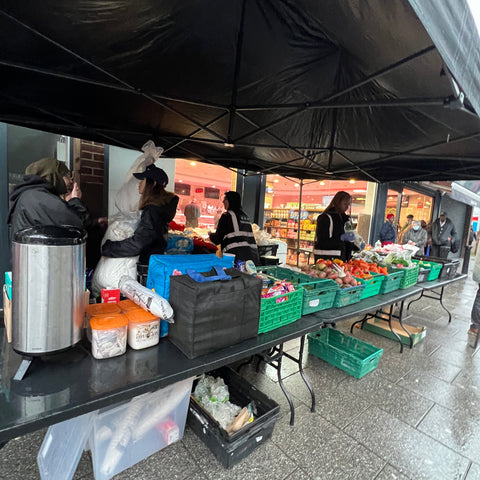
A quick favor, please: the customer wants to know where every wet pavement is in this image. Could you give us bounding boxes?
[1,257,479,479]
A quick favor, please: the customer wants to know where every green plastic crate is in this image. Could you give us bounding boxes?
[258,288,304,334]
[412,259,442,281]
[257,266,339,315]
[333,284,365,308]
[379,271,403,294]
[308,328,383,378]
[356,273,384,299]
[388,264,419,289]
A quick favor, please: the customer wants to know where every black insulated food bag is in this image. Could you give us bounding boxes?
[168,268,262,358]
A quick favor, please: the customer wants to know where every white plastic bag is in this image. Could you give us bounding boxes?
[114,140,163,215]
[91,212,141,296]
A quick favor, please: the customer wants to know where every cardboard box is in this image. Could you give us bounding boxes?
[363,318,426,346]
[101,288,120,303]
[3,284,12,343]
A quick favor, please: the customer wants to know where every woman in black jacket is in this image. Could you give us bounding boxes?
[208,191,260,265]
[101,164,179,265]
[314,191,354,262]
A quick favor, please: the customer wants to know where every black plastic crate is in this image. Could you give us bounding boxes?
[187,366,280,468]
[413,255,459,280]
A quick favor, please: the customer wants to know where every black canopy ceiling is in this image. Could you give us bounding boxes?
[2,0,480,182]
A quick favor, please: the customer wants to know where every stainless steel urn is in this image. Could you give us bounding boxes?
[12,225,86,355]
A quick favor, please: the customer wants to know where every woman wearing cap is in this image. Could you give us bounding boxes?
[402,220,427,251]
[379,213,397,246]
[208,191,260,265]
[101,164,179,264]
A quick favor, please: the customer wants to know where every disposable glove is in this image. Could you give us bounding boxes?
[340,232,355,242]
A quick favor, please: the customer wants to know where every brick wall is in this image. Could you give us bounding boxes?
[78,140,105,184]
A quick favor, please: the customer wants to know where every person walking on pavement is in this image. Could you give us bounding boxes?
[379,213,397,246]
[431,211,456,258]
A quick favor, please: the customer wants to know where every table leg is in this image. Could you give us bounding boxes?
[298,336,315,413]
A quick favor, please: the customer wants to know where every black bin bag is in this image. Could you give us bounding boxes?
[168,267,262,358]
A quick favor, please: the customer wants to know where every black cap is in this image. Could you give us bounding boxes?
[133,164,168,187]
[440,211,447,216]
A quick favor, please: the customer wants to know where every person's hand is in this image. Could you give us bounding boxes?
[340,232,355,242]
[360,241,365,251]
[66,182,82,201]
[97,217,108,228]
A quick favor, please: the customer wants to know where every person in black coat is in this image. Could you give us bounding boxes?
[208,191,260,265]
[8,157,89,237]
[101,164,179,265]
[314,191,354,262]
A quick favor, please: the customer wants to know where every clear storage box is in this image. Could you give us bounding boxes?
[90,377,193,480]
[90,314,128,359]
[125,308,160,350]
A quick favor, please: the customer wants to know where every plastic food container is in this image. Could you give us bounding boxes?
[117,299,140,312]
[85,303,122,317]
[90,314,128,359]
[125,309,160,350]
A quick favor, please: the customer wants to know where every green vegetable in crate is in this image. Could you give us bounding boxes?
[390,256,409,267]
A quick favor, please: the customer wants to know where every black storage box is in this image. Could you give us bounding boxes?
[413,255,460,280]
[168,268,262,358]
[187,366,280,468]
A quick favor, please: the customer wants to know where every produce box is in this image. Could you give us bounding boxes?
[257,266,339,315]
[388,264,419,289]
[356,273,384,299]
[308,328,383,378]
[187,366,280,469]
[259,288,304,333]
[416,267,431,284]
[413,255,460,280]
[362,318,426,346]
[379,271,403,294]
[332,284,365,308]
[412,259,442,281]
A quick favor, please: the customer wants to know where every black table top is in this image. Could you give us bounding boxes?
[0,275,466,443]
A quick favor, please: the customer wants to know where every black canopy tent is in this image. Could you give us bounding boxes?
[1,0,480,182]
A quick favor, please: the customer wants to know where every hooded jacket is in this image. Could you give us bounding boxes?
[101,191,179,264]
[8,175,89,237]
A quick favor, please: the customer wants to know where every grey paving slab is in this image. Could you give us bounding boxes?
[417,403,480,459]
[466,462,480,480]
[344,406,470,480]
[273,408,385,480]
[335,370,434,427]
[374,463,412,480]
[397,369,480,413]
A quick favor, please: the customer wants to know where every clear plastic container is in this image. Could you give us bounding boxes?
[90,314,128,359]
[117,299,140,313]
[90,377,193,480]
[125,309,160,350]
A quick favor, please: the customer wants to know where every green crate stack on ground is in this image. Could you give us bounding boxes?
[307,328,383,378]
[412,259,442,281]
[257,266,340,315]
[378,270,404,294]
[332,283,365,308]
[355,273,384,300]
[258,288,304,334]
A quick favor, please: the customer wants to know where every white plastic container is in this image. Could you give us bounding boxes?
[90,377,194,480]
[90,314,128,359]
[125,308,160,350]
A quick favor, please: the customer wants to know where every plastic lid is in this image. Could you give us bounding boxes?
[85,303,121,316]
[117,299,140,312]
[13,225,87,245]
[125,308,158,323]
[90,313,128,330]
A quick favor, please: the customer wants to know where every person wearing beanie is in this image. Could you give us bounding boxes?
[431,211,457,258]
[379,212,397,245]
[101,164,179,264]
[7,157,89,237]
[208,190,260,265]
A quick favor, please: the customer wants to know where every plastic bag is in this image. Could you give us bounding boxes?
[91,212,141,296]
[118,275,174,321]
[114,140,163,215]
